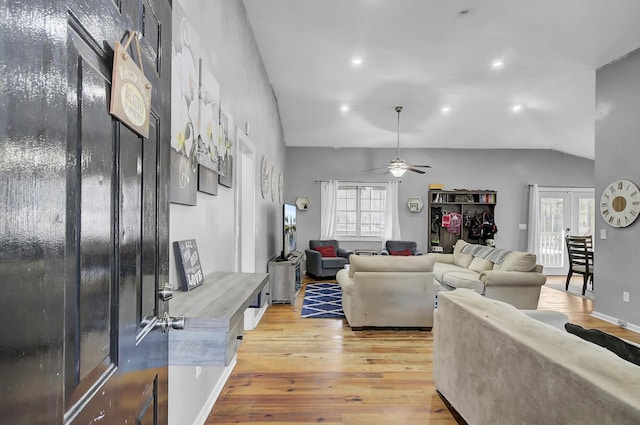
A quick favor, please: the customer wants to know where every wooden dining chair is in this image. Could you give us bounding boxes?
[565,235,594,296]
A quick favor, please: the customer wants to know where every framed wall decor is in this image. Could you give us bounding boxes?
[218,155,233,188]
[173,239,204,291]
[407,196,424,212]
[169,10,201,205]
[197,165,218,195]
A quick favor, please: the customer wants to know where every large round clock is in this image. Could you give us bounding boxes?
[600,179,640,227]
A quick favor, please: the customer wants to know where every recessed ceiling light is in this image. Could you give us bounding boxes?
[351,57,362,66]
[441,106,451,114]
[492,59,504,70]
[511,104,523,113]
[340,105,350,112]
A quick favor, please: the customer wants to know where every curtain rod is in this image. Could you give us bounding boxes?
[528,184,592,189]
[314,180,402,184]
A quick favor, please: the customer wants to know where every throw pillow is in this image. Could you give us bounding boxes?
[499,251,536,272]
[389,248,412,256]
[565,322,640,366]
[468,257,494,272]
[315,245,336,257]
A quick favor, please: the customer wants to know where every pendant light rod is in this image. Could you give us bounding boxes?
[395,105,403,158]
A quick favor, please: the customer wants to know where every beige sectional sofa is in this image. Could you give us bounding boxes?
[430,239,546,309]
[434,289,640,425]
[336,254,441,329]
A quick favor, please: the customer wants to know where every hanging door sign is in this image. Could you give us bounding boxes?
[110,31,152,138]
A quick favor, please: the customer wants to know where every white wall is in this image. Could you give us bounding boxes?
[595,46,640,328]
[168,2,285,424]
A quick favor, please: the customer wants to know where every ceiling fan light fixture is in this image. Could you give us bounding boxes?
[388,158,407,177]
[389,167,406,178]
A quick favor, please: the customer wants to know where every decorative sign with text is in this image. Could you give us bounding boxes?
[110,32,152,138]
[173,239,204,291]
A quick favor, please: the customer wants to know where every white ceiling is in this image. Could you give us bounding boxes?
[243,0,640,159]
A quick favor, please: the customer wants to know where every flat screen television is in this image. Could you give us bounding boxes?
[282,203,297,260]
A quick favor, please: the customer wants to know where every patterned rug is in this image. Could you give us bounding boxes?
[301,282,345,319]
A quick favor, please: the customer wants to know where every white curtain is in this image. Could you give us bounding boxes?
[320,180,338,239]
[381,180,402,247]
[527,184,540,256]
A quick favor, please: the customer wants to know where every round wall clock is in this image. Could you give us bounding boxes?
[260,156,270,199]
[600,179,640,227]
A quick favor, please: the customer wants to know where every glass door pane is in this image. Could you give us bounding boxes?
[539,193,569,273]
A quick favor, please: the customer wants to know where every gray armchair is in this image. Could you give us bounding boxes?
[305,240,352,279]
[379,240,423,256]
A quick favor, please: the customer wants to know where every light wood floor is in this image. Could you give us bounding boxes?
[206,275,640,424]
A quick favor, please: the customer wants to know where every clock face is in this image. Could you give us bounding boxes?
[600,179,640,227]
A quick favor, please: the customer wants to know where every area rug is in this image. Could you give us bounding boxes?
[301,282,345,319]
[545,280,594,301]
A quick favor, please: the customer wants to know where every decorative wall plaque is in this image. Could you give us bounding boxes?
[110,31,152,138]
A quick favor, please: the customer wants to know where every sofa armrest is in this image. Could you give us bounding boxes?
[479,270,546,287]
[305,249,322,275]
[414,250,423,256]
[337,248,353,259]
[379,249,390,255]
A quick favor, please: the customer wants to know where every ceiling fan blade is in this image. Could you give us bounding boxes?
[362,166,389,172]
[406,166,426,174]
[407,164,432,168]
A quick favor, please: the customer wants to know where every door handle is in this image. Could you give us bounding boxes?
[141,312,185,334]
[159,283,173,302]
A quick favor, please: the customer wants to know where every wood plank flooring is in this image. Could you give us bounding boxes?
[206,275,639,424]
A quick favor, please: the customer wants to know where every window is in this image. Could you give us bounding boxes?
[336,184,386,239]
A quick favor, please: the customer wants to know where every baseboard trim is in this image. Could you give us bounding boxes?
[591,310,640,334]
[192,357,237,425]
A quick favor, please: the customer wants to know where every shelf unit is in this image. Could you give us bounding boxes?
[427,189,497,254]
[268,251,303,304]
[169,271,269,366]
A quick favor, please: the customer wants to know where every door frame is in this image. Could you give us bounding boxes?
[234,127,256,273]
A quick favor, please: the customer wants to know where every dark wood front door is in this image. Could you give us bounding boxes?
[0,1,172,423]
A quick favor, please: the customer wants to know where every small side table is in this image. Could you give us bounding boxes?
[354,249,378,256]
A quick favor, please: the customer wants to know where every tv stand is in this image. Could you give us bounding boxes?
[268,252,303,304]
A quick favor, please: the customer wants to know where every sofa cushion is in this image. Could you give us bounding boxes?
[315,245,337,257]
[390,248,412,256]
[348,254,436,278]
[452,240,473,268]
[565,323,640,367]
[321,256,347,268]
[433,263,464,282]
[499,251,536,272]
[468,257,494,273]
[441,271,485,293]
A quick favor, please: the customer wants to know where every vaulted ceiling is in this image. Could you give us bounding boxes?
[243,0,640,159]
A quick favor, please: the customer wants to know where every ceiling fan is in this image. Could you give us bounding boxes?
[367,106,431,177]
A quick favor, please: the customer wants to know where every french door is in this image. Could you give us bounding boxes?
[535,188,595,275]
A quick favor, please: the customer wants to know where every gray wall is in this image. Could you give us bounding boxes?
[286,147,594,254]
[168,1,284,424]
[595,47,640,327]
